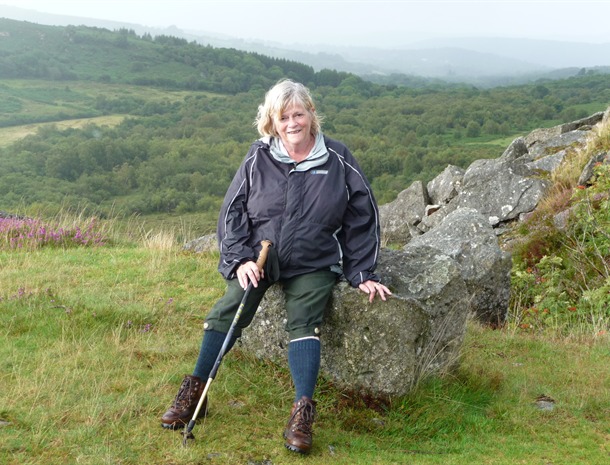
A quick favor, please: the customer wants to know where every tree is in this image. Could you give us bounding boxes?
[531,85,550,99]
[466,121,481,138]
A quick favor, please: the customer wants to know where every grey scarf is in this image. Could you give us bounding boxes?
[265,132,329,171]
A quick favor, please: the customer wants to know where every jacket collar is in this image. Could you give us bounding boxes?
[260,133,329,172]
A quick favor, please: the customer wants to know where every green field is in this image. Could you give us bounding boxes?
[0,217,608,465]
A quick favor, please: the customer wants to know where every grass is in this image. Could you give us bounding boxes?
[1,216,608,465]
[0,115,127,148]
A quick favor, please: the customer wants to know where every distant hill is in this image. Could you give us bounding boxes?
[414,37,610,69]
[2,4,610,87]
[0,17,348,93]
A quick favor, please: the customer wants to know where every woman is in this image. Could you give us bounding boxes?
[161,79,391,454]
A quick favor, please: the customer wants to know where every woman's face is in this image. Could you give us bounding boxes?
[275,103,313,148]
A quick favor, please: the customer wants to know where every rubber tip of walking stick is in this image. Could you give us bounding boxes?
[182,419,196,447]
[182,430,195,447]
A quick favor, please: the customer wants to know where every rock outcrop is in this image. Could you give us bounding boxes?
[183,234,217,253]
[408,208,512,325]
[378,180,428,244]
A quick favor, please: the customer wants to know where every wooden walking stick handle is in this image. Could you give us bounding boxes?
[256,239,273,272]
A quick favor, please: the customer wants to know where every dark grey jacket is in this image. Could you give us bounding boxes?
[217,135,381,287]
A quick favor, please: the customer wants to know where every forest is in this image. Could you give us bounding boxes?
[1,17,610,231]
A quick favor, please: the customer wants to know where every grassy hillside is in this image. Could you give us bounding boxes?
[0,16,608,465]
[0,213,608,465]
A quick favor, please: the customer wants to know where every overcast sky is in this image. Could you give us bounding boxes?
[1,0,610,47]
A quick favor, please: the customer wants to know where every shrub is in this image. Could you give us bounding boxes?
[0,216,107,249]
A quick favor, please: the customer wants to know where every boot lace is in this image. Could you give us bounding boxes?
[173,377,198,410]
[289,399,316,434]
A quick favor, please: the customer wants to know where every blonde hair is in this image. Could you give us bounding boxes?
[254,79,322,137]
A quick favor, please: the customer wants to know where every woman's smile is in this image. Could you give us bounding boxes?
[276,103,313,154]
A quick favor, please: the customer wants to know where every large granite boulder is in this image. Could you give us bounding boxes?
[239,246,470,397]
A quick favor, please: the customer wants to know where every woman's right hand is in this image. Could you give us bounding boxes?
[236,260,264,289]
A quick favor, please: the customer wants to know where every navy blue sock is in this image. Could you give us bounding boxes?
[288,338,321,401]
[192,329,236,380]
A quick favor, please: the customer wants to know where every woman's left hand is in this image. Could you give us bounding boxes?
[358,280,392,303]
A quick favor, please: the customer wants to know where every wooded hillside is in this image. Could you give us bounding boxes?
[1,18,609,230]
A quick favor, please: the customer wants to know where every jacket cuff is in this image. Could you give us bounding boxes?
[348,271,380,288]
[228,257,254,279]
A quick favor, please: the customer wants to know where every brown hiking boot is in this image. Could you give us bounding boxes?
[161,375,207,430]
[283,396,316,454]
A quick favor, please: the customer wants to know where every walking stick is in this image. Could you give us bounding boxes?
[182,240,274,446]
